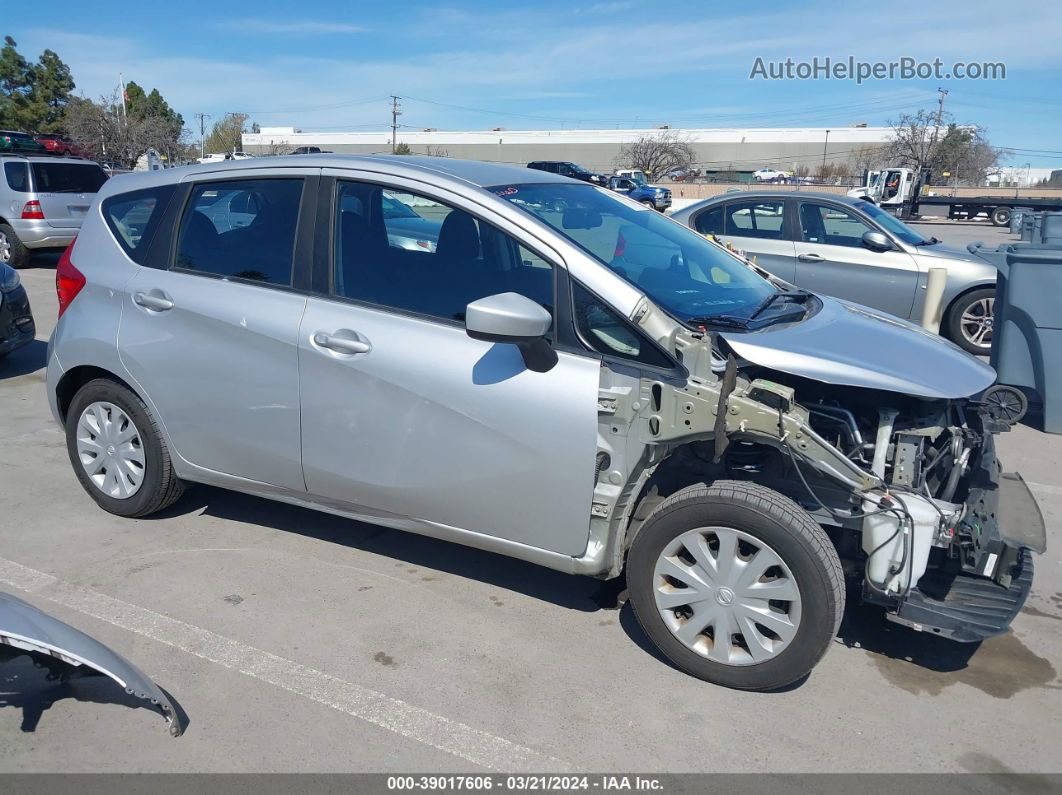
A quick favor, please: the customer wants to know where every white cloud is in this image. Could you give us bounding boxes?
[13,0,1060,135]
[218,19,366,34]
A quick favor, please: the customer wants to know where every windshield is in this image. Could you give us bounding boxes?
[493,183,778,325]
[853,200,928,245]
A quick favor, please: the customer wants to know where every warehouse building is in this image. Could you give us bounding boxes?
[241,125,893,176]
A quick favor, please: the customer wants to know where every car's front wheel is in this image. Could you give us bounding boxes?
[628,481,844,690]
[66,378,185,517]
[946,287,995,355]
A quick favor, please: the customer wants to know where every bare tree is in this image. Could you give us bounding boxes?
[63,91,188,167]
[883,109,949,177]
[848,145,886,178]
[204,112,249,154]
[616,130,695,181]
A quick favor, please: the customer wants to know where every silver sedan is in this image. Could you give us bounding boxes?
[670,192,998,354]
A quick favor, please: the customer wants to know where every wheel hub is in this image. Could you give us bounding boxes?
[653,526,802,666]
[76,401,146,499]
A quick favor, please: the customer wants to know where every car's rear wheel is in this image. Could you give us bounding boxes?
[66,378,185,517]
[628,481,844,690]
[0,223,30,269]
[946,287,995,355]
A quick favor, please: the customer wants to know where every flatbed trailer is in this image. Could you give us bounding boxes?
[913,195,1062,226]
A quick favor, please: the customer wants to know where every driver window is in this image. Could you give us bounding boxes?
[799,203,872,247]
[333,181,554,323]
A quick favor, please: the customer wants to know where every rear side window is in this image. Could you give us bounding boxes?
[102,185,177,263]
[175,178,303,285]
[30,162,107,194]
[693,205,723,235]
[724,200,785,240]
[4,161,29,192]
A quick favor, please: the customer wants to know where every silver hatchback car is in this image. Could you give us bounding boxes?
[47,156,1043,691]
[670,192,999,355]
[1,155,108,268]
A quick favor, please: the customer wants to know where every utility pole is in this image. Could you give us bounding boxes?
[822,129,830,173]
[390,96,402,154]
[195,113,210,159]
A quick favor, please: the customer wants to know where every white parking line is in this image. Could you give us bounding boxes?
[1028,481,1062,497]
[0,556,569,772]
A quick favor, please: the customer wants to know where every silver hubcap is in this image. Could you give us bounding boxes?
[0,231,10,263]
[960,297,994,349]
[653,527,802,666]
[76,402,146,499]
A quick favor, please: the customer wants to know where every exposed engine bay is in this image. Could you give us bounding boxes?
[596,313,1046,642]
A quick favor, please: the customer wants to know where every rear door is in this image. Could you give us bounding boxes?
[706,198,797,282]
[793,200,920,319]
[30,162,107,228]
[118,168,318,489]
[297,171,600,556]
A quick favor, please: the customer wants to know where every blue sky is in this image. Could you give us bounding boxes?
[7,0,1060,166]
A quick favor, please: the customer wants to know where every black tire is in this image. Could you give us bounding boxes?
[945,287,995,355]
[627,480,844,691]
[0,223,31,269]
[65,378,185,517]
[640,199,655,209]
[990,207,1011,227]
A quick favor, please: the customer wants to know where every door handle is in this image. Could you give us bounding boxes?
[797,253,825,262]
[313,330,371,355]
[133,291,174,311]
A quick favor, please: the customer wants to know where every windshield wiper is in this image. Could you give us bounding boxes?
[747,289,810,321]
[685,314,752,329]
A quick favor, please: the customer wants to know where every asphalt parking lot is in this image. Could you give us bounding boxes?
[1,219,1060,773]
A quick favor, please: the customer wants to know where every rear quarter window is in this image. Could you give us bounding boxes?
[4,161,29,192]
[102,185,177,264]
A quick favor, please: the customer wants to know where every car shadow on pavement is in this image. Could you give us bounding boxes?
[834,584,979,673]
[0,649,185,734]
[0,338,47,380]
[155,486,613,612]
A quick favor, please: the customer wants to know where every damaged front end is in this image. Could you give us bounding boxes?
[598,298,1046,644]
[0,590,184,735]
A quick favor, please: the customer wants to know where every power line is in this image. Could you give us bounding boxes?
[239,95,388,115]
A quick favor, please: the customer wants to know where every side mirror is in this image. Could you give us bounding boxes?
[862,230,893,252]
[465,292,557,373]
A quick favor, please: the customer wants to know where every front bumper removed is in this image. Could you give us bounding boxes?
[885,469,1046,642]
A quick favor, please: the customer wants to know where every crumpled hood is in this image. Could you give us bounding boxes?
[0,590,184,735]
[721,297,996,399]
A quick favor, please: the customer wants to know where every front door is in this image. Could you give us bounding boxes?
[118,172,315,490]
[793,201,920,319]
[298,175,601,556]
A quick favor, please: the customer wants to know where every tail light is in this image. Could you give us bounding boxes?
[614,230,627,259]
[21,200,44,219]
[56,239,85,318]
